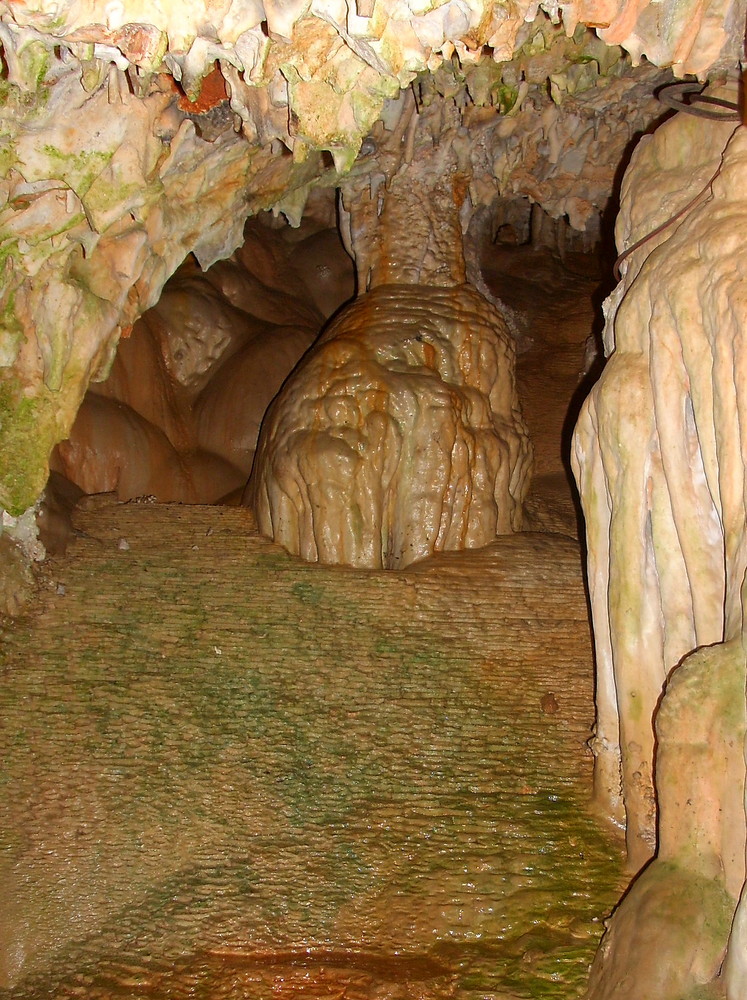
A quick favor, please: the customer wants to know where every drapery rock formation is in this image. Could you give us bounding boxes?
[0,0,746,997]
[0,0,708,519]
[249,64,672,573]
[572,91,744,862]
[572,86,747,997]
[249,87,532,568]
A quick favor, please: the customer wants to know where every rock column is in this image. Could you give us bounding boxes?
[249,90,531,568]
[573,91,747,998]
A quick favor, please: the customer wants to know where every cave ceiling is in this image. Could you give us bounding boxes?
[0,0,744,515]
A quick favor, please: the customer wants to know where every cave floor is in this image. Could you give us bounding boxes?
[0,494,624,1000]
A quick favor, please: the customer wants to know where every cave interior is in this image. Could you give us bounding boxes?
[1,2,747,998]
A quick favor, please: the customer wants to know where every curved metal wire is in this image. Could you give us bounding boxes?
[611,83,741,280]
[657,81,740,121]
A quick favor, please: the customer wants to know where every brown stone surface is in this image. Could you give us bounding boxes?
[484,243,602,539]
[251,92,541,570]
[50,220,353,504]
[250,282,532,569]
[0,497,623,997]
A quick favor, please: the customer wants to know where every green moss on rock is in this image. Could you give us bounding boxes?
[588,861,734,1000]
[0,375,66,514]
[20,41,51,90]
[0,285,24,367]
[41,145,114,200]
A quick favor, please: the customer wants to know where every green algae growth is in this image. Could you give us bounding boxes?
[0,503,624,998]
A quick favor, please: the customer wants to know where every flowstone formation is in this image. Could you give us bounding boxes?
[572,86,747,999]
[0,499,622,997]
[245,48,668,574]
[249,88,532,568]
[1,0,746,995]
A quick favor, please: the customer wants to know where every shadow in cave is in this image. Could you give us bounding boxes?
[477,197,612,541]
[556,113,675,548]
[47,203,356,513]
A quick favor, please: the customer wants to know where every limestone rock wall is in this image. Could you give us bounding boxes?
[250,282,531,568]
[0,0,724,520]
[0,61,274,515]
[586,637,746,1000]
[572,89,747,996]
[0,0,672,514]
[572,97,746,864]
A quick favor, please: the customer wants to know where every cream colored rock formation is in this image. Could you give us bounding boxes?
[251,282,530,567]
[0,0,746,996]
[572,87,747,998]
[586,636,746,1000]
[573,93,744,861]
[0,0,703,517]
[250,87,532,568]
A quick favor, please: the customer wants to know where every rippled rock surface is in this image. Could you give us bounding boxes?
[0,498,622,997]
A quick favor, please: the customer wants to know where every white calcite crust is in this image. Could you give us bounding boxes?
[0,6,675,514]
[1,0,742,87]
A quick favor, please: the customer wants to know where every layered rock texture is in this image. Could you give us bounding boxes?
[251,282,530,568]
[0,2,682,518]
[0,497,623,997]
[250,87,532,568]
[572,86,747,998]
[1,0,747,998]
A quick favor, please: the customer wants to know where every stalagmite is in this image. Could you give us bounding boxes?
[0,0,746,995]
[249,90,532,568]
[0,7,666,518]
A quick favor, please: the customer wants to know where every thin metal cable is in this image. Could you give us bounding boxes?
[612,91,741,281]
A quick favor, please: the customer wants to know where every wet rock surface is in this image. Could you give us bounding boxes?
[250,283,531,569]
[0,498,623,998]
